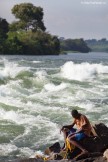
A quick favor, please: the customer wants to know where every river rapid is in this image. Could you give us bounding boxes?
[0,52,108,160]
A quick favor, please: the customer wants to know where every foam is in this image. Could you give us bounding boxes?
[19,147,34,157]
[44,83,67,92]
[34,70,48,82]
[0,60,30,80]
[0,144,18,156]
[61,61,108,81]
[32,61,42,63]
[0,57,108,158]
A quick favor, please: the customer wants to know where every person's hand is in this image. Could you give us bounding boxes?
[68,132,76,138]
[60,126,65,134]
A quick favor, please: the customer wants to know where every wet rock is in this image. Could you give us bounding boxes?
[45,123,108,161]
[103,149,108,161]
[75,123,108,153]
[45,142,61,155]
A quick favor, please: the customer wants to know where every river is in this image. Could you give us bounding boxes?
[0,52,108,160]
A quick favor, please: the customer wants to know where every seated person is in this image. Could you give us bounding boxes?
[60,109,92,155]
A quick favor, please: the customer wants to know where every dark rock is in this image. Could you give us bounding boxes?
[49,142,61,153]
[46,123,108,161]
[93,156,107,162]
[79,123,108,153]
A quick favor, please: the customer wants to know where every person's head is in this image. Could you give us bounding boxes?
[71,109,80,119]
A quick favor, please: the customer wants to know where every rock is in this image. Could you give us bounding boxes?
[103,149,108,161]
[78,123,108,153]
[44,142,61,155]
[93,156,107,162]
[45,123,108,160]
[49,142,61,153]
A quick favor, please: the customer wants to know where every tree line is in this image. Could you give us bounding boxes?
[86,39,108,52]
[60,38,90,53]
[0,3,90,55]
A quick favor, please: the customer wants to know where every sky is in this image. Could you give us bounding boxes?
[0,0,108,39]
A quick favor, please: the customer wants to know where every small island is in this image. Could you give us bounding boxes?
[0,3,90,55]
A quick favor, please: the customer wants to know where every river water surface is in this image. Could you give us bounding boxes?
[0,52,108,160]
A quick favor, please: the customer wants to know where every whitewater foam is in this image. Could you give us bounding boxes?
[0,55,108,160]
[0,144,18,156]
[61,61,108,81]
[44,83,67,92]
[0,60,30,80]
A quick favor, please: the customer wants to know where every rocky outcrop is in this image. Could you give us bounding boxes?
[42,123,108,161]
[3,123,108,162]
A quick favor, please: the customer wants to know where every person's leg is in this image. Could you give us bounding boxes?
[61,129,68,150]
[67,134,88,153]
[62,128,76,151]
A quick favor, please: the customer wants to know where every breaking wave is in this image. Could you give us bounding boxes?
[61,61,108,81]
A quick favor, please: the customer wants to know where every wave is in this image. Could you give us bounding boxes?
[0,144,18,156]
[32,61,42,63]
[34,70,48,81]
[44,83,67,92]
[0,60,30,80]
[60,61,108,81]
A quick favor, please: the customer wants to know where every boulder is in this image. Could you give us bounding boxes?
[45,123,108,160]
[80,123,108,153]
[103,149,108,161]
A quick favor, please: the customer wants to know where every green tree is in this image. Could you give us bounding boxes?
[0,18,9,53]
[4,32,23,54]
[60,38,90,53]
[10,3,46,32]
[17,31,60,55]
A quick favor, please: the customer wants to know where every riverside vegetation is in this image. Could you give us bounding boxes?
[0,3,90,55]
[86,38,108,53]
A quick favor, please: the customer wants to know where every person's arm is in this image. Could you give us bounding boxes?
[68,127,83,137]
[60,122,75,133]
[70,115,88,135]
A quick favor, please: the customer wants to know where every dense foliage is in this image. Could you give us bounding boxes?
[0,3,60,55]
[0,18,9,53]
[60,38,91,53]
[10,3,46,32]
[0,3,91,55]
[86,39,108,52]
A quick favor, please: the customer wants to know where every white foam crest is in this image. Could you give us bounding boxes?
[34,120,63,146]
[61,61,108,81]
[0,109,22,124]
[34,70,48,82]
[44,83,67,92]
[0,108,59,130]
[77,102,95,112]
[0,80,23,98]
[0,60,30,80]
[0,95,25,109]
[0,144,18,156]
[19,147,34,157]
[33,150,44,157]
[26,101,69,116]
[32,61,42,63]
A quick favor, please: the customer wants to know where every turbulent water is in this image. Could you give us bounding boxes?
[0,52,108,160]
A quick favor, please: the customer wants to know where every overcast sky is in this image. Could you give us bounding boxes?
[0,0,108,39]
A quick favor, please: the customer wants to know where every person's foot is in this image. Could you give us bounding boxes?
[82,149,89,155]
[61,147,66,151]
[73,150,89,160]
